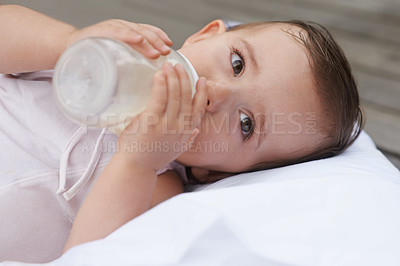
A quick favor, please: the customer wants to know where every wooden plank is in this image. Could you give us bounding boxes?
[363,102,400,156]
[274,0,400,25]
[0,0,113,27]
[337,36,400,81]
[381,151,400,170]
[209,0,400,44]
[121,0,219,25]
[356,70,400,113]
[118,0,213,47]
[0,0,216,48]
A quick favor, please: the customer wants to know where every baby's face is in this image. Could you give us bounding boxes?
[177,22,325,179]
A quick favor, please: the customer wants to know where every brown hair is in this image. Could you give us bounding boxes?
[230,20,365,170]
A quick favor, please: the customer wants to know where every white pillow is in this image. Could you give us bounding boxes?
[5,131,400,266]
[192,130,400,191]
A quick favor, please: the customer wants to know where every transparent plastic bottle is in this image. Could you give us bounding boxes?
[53,37,198,135]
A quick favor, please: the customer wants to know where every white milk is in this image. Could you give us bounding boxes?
[53,37,198,135]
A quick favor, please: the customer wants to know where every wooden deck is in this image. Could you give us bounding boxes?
[2,0,400,169]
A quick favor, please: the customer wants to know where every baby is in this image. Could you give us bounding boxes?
[0,5,363,262]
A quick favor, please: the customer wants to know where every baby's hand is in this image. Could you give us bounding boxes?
[117,62,208,171]
[67,19,173,59]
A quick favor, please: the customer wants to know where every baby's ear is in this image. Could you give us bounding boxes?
[182,19,226,47]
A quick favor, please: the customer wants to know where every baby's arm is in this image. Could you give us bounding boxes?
[150,170,185,208]
[62,64,208,253]
[0,5,173,74]
[0,5,76,74]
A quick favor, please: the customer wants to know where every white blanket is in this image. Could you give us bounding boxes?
[3,131,400,266]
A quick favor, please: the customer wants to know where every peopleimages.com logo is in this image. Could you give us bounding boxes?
[80,111,318,136]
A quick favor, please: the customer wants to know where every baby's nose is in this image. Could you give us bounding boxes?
[205,80,232,113]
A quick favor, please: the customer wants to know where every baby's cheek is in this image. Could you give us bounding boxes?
[177,134,223,163]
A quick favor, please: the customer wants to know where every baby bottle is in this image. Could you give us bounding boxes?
[53,37,198,135]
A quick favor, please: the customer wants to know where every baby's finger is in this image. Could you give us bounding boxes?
[137,25,171,55]
[131,38,161,59]
[164,63,181,122]
[98,20,144,44]
[146,71,167,115]
[184,128,200,152]
[138,24,173,46]
[103,20,160,58]
[111,20,172,48]
[175,64,192,116]
[100,29,144,45]
[192,77,208,128]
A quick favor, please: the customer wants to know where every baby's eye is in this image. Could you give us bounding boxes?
[231,52,244,76]
[240,112,253,139]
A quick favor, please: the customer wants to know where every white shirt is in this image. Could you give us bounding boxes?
[0,71,186,263]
